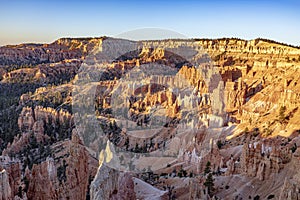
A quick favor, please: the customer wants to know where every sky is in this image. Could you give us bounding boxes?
[1,0,300,46]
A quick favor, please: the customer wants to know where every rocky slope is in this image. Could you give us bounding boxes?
[0,37,299,199]
[0,38,103,67]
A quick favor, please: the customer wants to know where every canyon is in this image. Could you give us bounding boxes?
[0,37,299,199]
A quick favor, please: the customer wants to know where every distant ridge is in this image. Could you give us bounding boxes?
[49,37,300,49]
[193,37,300,49]
[1,36,299,49]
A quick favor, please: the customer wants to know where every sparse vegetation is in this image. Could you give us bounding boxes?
[177,168,187,178]
[57,159,68,184]
[203,161,215,196]
[279,106,287,124]
[254,195,260,200]
[263,127,273,136]
[204,173,215,196]
[217,140,223,149]
[291,143,297,153]
[204,161,211,175]
[160,172,168,177]
[252,128,260,137]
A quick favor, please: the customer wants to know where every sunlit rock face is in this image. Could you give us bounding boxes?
[90,142,136,200]
[0,36,300,200]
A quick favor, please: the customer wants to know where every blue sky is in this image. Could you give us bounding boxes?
[1,0,300,46]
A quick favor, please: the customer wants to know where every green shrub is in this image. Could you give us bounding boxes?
[217,140,223,149]
[291,143,297,153]
[279,106,286,123]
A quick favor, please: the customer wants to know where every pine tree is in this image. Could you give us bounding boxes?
[204,173,215,196]
[204,161,211,175]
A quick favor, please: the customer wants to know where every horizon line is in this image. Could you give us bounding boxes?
[1,36,299,49]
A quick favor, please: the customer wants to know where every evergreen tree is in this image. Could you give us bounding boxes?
[204,161,211,175]
[204,173,215,196]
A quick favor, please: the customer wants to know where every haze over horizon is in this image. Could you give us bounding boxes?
[1,0,300,46]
